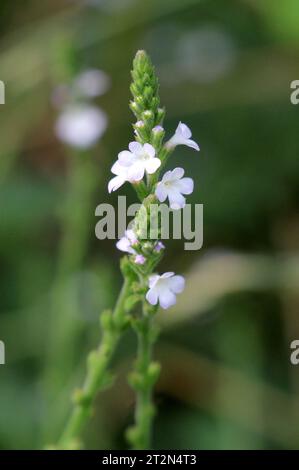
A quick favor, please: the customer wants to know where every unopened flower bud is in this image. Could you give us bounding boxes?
[154,241,165,253]
[151,125,165,148]
[152,125,164,133]
[142,110,154,122]
[134,254,146,265]
[142,242,154,255]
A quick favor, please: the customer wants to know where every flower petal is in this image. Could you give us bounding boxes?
[155,182,168,202]
[129,141,142,154]
[118,150,135,166]
[108,175,125,193]
[128,162,145,181]
[145,157,161,174]
[146,287,159,305]
[161,170,172,183]
[116,237,135,254]
[148,274,160,288]
[161,272,175,279]
[169,275,185,294]
[126,229,138,244]
[158,289,176,309]
[168,191,186,210]
[111,160,127,176]
[177,122,192,139]
[143,143,156,158]
[176,177,194,195]
[171,167,185,180]
[185,139,200,151]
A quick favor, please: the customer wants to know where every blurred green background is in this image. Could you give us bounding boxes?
[0,0,299,450]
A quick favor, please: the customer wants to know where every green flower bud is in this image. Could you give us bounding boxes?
[130,50,160,125]
[147,362,161,386]
[151,125,165,150]
[156,107,165,125]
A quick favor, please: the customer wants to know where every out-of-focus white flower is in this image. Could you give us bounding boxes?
[146,272,185,309]
[117,142,161,181]
[177,26,237,83]
[166,122,199,151]
[155,167,194,210]
[116,229,138,254]
[73,69,110,97]
[55,104,107,149]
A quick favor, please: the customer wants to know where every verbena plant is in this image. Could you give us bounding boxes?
[56,50,199,450]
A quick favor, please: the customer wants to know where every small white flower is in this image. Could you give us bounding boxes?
[55,104,107,149]
[108,155,150,192]
[166,122,199,151]
[73,69,110,97]
[116,229,138,254]
[155,167,194,210]
[146,272,185,310]
[117,142,161,181]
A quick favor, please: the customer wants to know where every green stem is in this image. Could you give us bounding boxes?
[133,181,148,201]
[135,318,154,449]
[127,301,160,450]
[57,277,132,449]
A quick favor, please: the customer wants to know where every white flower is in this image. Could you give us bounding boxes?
[55,104,107,149]
[108,156,149,192]
[116,229,138,254]
[73,69,110,97]
[117,142,161,181]
[146,272,185,310]
[166,122,199,151]
[155,167,194,210]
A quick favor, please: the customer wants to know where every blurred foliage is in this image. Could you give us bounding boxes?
[0,0,299,450]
